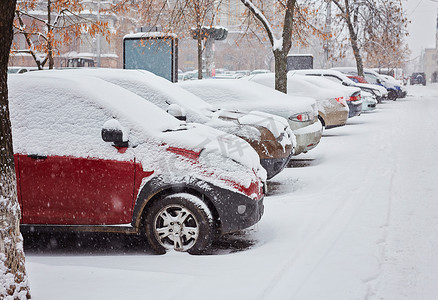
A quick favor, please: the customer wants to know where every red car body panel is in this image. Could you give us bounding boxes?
[14,153,155,225]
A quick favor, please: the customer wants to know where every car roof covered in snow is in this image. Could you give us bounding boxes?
[179,77,316,116]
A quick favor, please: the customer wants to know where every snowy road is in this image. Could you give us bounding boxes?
[24,85,438,300]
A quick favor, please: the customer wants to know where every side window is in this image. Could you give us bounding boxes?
[10,81,113,158]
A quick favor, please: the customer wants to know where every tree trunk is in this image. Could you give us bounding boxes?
[274,49,288,94]
[0,1,31,299]
[197,34,203,80]
[348,24,364,77]
[343,0,364,78]
[47,0,54,69]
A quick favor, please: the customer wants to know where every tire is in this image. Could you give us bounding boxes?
[388,90,397,101]
[144,193,215,255]
[318,115,325,131]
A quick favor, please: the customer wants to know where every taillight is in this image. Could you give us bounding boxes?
[348,94,361,101]
[335,97,347,107]
[289,112,312,122]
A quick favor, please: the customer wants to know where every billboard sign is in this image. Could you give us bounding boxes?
[123,33,178,82]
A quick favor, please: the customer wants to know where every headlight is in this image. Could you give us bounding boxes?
[289,112,313,122]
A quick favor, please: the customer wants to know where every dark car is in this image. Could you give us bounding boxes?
[410,72,426,86]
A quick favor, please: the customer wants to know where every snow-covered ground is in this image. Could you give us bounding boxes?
[24,84,438,300]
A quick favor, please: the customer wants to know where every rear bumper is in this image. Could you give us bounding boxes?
[348,101,362,118]
[323,109,349,129]
[291,120,323,155]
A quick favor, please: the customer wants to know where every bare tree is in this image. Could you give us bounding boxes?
[330,0,366,77]
[1,1,31,299]
[362,0,409,70]
[328,0,408,76]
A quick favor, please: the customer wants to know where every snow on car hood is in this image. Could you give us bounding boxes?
[159,121,265,176]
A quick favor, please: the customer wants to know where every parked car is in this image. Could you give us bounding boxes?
[380,74,407,98]
[179,78,323,156]
[291,73,363,118]
[244,72,349,130]
[344,75,379,110]
[10,74,266,254]
[410,72,426,86]
[295,68,387,103]
[42,68,294,179]
[331,67,397,100]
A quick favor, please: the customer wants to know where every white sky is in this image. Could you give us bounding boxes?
[404,0,438,58]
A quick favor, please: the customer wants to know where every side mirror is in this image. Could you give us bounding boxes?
[342,81,349,86]
[167,103,187,121]
[101,119,129,148]
[377,78,382,84]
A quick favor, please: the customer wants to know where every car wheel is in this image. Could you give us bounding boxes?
[318,115,325,131]
[388,90,397,101]
[144,193,215,255]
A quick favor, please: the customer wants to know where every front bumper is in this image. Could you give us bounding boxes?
[260,155,291,179]
[208,184,265,234]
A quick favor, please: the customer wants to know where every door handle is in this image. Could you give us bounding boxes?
[28,154,48,160]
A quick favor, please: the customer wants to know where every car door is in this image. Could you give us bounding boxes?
[17,154,135,225]
[11,81,136,225]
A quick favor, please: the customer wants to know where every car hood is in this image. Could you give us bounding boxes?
[160,122,266,180]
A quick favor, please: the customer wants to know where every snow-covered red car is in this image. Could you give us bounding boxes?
[9,74,266,254]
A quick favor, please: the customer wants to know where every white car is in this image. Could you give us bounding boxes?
[295,68,388,102]
[290,73,363,118]
[179,78,323,156]
[330,67,392,100]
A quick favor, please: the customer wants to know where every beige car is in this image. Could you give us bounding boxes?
[246,73,349,130]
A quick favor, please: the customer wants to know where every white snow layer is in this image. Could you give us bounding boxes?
[22,84,438,299]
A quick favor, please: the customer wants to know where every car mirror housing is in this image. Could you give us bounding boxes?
[102,119,129,148]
